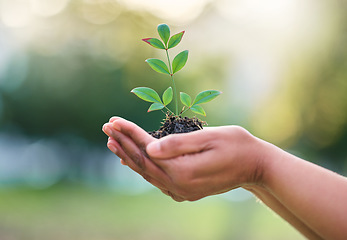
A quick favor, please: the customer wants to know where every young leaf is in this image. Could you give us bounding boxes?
[131,87,162,103]
[148,102,165,112]
[142,38,165,49]
[157,24,170,46]
[190,105,206,116]
[193,90,221,105]
[162,87,173,106]
[180,92,192,107]
[145,58,170,75]
[168,31,185,49]
[172,50,188,74]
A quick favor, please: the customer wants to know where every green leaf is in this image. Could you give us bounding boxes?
[180,92,192,107]
[145,58,170,75]
[172,50,188,74]
[148,102,165,112]
[131,87,162,103]
[162,87,173,106]
[142,38,165,49]
[190,105,206,116]
[193,90,221,105]
[168,31,185,49]
[157,24,170,45]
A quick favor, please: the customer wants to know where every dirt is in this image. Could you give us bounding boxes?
[149,114,206,139]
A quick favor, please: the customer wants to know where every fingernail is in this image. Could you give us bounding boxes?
[147,141,161,155]
[102,123,107,132]
[103,126,112,136]
[112,120,121,131]
[109,116,120,123]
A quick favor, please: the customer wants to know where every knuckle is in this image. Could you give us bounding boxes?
[229,125,252,138]
[131,152,146,171]
[172,187,196,201]
[125,125,137,139]
[216,125,254,143]
[174,197,185,202]
[168,190,185,202]
[162,135,183,151]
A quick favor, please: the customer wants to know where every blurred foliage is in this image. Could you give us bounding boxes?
[0,3,164,143]
[0,0,346,171]
[0,0,347,239]
[250,0,347,172]
[0,1,227,144]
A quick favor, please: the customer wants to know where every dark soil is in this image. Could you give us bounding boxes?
[149,114,206,139]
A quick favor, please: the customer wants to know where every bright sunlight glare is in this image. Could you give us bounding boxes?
[117,0,212,24]
[0,0,69,28]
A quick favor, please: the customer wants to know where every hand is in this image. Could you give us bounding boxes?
[145,123,266,201]
[103,117,176,196]
[103,117,266,201]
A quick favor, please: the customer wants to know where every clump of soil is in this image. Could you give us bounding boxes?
[149,114,206,139]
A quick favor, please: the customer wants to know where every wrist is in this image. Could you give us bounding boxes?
[228,126,272,189]
[252,136,285,190]
[243,134,281,189]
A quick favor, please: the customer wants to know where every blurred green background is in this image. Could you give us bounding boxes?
[0,0,346,239]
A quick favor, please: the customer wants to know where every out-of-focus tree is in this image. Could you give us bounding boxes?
[251,0,347,171]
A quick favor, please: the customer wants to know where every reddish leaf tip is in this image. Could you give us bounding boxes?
[142,38,152,44]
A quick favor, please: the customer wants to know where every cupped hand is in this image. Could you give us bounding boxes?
[102,117,172,196]
[103,117,265,201]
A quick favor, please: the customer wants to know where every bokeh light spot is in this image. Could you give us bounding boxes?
[1,0,33,28]
[31,0,70,17]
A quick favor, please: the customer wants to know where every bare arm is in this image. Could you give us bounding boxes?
[244,186,323,240]
[103,117,347,239]
[260,142,347,240]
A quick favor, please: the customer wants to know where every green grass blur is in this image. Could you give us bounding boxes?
[0,185,304,240]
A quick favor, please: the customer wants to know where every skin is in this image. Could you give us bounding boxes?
[102,117,347,240]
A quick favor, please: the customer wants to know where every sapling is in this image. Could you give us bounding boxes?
[131,24,221,138]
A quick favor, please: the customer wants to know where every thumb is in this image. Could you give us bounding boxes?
[146,129,212,159]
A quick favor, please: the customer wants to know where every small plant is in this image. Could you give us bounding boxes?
[131,23,221,117]
[131,24,221,138]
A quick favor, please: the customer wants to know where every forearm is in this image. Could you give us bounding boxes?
[260,141,347,240]
[244,185,323,240]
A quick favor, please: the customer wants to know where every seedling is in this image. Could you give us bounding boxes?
[131,24,221,117]
[131,24,221,138]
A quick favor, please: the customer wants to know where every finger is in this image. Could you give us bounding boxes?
[108,126,171,186]
[107,135,145,172]
[146,128,214,159]
[109,116,120,123]
[107,126,147,171]
[107,137,138,170]
[102,122,115,137]
[159,189,185,202]
[112,118,154,151]
[107,137,168,190]
[105,122,171,186]
[107,137,119,155]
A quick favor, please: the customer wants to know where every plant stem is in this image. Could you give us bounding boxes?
[181,107,189,115]
[165,49,178,116]
[165,106,175,115]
